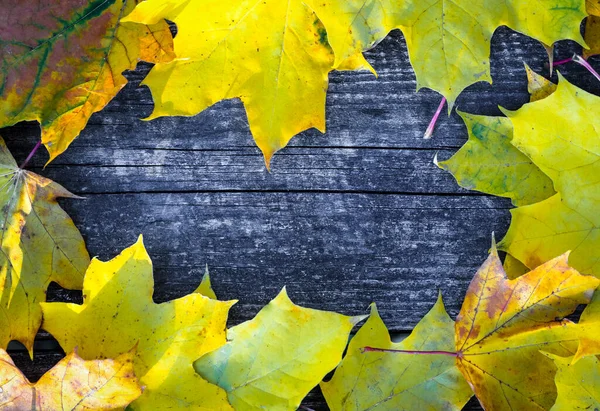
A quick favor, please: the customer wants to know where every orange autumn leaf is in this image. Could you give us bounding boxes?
[0,0,174,163]
[455,245,599,410]
[0,348,142,410]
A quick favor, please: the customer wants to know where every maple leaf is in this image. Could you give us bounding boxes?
[123,1,586,166]
[122,0,378,168]
[585,0,600,58]
[440,71,600,277]
[41,236,235,410]
[498,77,600,275]
[0,348,142,410]
[321,298,473,411]
[395,1,586,107]
[454,246,598,410]
[541,353,600,411]
[0,0,174,163]
[194,288,364,411]
[0,136,89,352]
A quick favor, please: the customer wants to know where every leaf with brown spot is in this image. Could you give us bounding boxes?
[454,245,599,410]
[0,0,174,162]
[0,135,89,353]
[0,348,142,410]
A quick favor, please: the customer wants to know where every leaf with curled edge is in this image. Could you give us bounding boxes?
[0,348,142,410]
[454,245,599,410]
[0,135,89,353]
[42,237,236,410]
[0,0,174,163]
[194,288,365,411]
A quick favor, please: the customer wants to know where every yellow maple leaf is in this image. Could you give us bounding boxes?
[194,288,364,410]
[455,246,599,410]
[41,237,235,410]
[0,348,142,410]
[123,0,379,167]
[0,136,89,353]
[123,1,586,166]
[0,0,174,163]
[321,298,473,411]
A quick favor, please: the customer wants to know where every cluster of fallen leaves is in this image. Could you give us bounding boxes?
[2,0,600,410]
[1,0,597,167]
[439,68,600,280]
[4,228,600,410]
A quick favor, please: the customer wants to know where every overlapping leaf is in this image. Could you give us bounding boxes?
[437,111,555,207]
[395,1,586,107]
[321,298,472,411]
[123,0,586,167]
[440,73,600,277]
[123,0,375,167]
[543,353,600,410]
[194,288,363,411]
[0,136,89,352]
[571,292,600,360]
[454,246,598,410]
[0,348,141,410]
[0,0,174,162]
[585,0,600,58]
[498,77,600,275]
[41,237,235,410]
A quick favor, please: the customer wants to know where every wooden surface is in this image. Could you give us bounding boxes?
[4,28,600,410]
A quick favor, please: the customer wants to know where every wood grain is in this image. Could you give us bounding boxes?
[3,27,599,410]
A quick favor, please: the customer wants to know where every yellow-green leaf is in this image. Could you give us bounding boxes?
[321,298,472,411]
[0,348,142,410]
[437,111,555,207]
[0,136,89,352]
[41,236,235,410]
[395,0,586,106]
[455,247,599,410]
[0,0,174,162]
[499,77,600,275]
[543,353,600,411]
[194,288,363,410]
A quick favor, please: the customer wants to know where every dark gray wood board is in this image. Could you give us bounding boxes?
[3,28,599,410]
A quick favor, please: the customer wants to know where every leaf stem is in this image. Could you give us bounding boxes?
[424,97,446,139]
[572,54,600,83]
[362,346,459,357]
[553,57,572,67]
[20,141,42,169]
